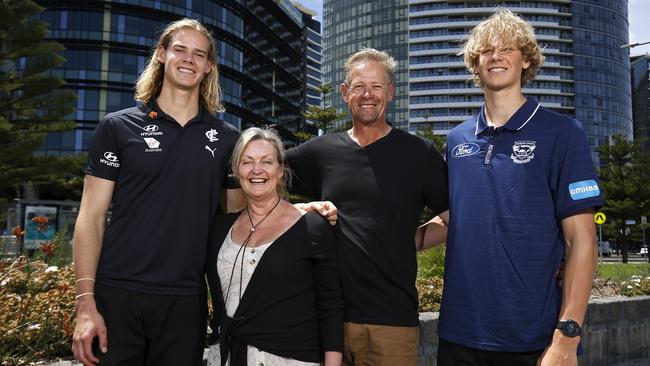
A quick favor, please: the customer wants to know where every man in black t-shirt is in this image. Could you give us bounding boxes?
[71,19,243,366]
[286,48,449,366]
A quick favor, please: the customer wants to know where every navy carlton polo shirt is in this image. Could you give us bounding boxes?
[85,102,239,295]
[439,98,603,352]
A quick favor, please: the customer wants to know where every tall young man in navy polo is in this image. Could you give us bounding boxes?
[418,9,603,366]
[71,19,242,365]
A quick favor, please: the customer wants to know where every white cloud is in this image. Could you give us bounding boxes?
[627,0,650,56]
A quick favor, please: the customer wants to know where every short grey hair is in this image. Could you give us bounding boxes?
[344,47,397,85]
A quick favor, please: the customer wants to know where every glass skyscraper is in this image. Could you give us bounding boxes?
[322,0,409,130]
[35,0,322,156]
[631,54,650,151]
[324,0,633,161]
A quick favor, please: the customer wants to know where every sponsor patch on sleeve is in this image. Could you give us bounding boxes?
[568,180,600,200]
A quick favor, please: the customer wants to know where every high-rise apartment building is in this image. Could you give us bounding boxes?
[631,54,650,150]
[323,0,633,160]
[35,0,321,156]
[322,0,409,130]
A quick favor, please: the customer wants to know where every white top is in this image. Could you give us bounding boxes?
[207,228,320,366]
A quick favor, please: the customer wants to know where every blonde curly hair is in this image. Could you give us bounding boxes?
[459,8,544,87]
[134,18,224,114]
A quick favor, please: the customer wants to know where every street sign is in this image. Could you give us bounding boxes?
[625,219,636,225]
[594,212,606,225]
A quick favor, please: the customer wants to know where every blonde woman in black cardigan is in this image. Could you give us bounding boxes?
[206,127,343,366]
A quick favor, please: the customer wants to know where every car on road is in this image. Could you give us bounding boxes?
[598,241,612,257]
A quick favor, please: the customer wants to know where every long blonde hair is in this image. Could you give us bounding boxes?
[134,18,225,114]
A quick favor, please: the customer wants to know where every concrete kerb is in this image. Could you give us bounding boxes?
[417,296,650,366]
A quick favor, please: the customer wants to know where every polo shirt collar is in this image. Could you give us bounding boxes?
[143,101,209,125]
[475,97,541,135]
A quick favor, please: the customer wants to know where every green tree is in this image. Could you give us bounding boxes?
[597,134,650,260]
[0,0,78,202]
[416,125,446,153]
[300,84,347,140]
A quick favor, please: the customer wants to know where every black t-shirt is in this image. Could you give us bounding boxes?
[285,129,448,326]
[85,102,239,295]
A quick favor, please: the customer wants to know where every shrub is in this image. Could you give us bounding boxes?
[620,275,650,297]
[0,230,76,365]
[416,276,444,312]
[417,245,446,279]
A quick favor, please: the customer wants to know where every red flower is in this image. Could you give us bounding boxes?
[148,111,158,118]
[32,216,49,231]
[12,226,25,238]
[40,242,57,257]
[62,313,74,337]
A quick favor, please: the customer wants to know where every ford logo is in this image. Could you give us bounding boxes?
[451,143,480,158]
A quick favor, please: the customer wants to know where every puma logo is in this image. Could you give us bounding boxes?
[205,145,217,157]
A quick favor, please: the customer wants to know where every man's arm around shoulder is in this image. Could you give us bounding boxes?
[71,175,114,365]
[416,210,449,251]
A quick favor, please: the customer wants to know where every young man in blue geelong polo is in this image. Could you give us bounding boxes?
[417,8,603,366]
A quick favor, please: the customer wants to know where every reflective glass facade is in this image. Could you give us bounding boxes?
[407,0,633,162]
[35,0,321,155]
[572,0,632,158]
[631,54,650,151]
[323,0,409,129]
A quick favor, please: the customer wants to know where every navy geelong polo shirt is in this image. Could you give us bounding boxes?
[438,98,604,352]
[85,102,239,295]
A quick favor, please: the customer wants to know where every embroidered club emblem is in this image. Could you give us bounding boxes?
[510,141,536,164]
[206,129,219,142]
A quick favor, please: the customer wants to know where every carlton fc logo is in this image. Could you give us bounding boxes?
[206,129,219,142]
[451,143,480,158]
[511,140,536,164]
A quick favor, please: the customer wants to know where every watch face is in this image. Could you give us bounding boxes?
[562,320,581,337]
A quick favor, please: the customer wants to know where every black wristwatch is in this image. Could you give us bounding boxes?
[556,319,582,337]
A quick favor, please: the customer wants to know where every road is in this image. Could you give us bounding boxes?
[599,253,650,264]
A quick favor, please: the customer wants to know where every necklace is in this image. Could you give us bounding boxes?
[223,197,282,308]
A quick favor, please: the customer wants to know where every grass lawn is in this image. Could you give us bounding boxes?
[597,263,650,282]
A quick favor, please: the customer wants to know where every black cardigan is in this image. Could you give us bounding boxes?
[206,211,343,366]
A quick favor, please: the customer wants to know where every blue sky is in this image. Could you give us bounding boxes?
[295,0,650,56]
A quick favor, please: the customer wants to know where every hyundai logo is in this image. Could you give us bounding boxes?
[144,125,159,132]
[103,152,119,162]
